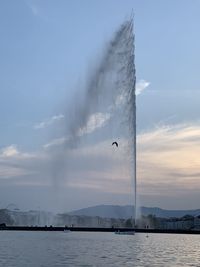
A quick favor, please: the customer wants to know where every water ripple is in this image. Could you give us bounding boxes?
[0,232,199,266]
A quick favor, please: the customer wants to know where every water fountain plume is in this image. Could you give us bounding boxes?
[51,18,137,220]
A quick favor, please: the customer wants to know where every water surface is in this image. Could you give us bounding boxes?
[0,231,199,266]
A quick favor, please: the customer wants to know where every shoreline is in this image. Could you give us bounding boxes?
[0,226,200,234]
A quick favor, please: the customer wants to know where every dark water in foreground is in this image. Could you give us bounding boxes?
[0,231,199,266]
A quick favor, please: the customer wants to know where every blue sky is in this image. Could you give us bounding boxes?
[0,0,200,212]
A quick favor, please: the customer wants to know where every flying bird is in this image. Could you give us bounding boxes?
[112,141,118,147]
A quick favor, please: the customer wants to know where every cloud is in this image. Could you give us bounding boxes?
[0,145,36,160]
[43,112,111,149]
[137,123,200,197]
[0,145,39,179]
[136,79,150,95]
[0,165,32,179]
[114,79,150,108]
[38,122,200,197]
[43,137,67,149]
[43,122,200,200]
[78,112,111,136]
[24,0,39,16]
[34,114,64,130]
[1,145,19,157]
[2,121,200,210]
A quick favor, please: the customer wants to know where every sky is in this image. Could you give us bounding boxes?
[0,0,200,212]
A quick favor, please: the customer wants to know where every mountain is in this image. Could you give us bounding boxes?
[68,205,200,219]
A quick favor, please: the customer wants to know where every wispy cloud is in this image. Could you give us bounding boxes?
[0,145,39,179]
[2,121,200,209]
[63,122,200,198]
[1,145,19,157]
[137,122,200,197]
[43,112,111,149]
[114,79,150,108]
[34,114,64,130]
[43,137,67,149]
[78,112,111,136]
[0,145,37,160]
[136,79,150,95]
[24,0,39,16]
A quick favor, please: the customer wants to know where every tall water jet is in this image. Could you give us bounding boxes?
[51,18,137,219]
[116,18,137,226]
[127,19,137,227]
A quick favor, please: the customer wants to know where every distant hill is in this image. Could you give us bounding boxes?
[68,205,200,219]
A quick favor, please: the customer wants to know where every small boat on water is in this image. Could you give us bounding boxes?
[63,229,71,233]
[115,230,135,235]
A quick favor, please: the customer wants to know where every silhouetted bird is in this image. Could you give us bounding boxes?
[112,142,118,147]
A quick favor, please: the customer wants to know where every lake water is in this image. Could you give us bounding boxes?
[0,231,199,266]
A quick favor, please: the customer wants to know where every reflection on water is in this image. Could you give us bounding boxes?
[0,232,199,266]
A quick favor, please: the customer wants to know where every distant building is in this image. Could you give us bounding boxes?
[194,216,200,230]
[156,215,194,230]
